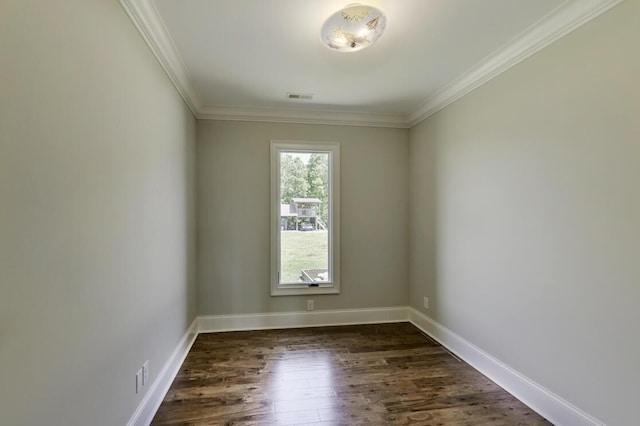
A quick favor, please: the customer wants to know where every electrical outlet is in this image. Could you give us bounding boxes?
[142,360,149,386]
[423,296,430,310]
[307,299,314,311]
[136,368,142,394]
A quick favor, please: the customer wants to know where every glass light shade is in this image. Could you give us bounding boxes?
[320,4,386,52]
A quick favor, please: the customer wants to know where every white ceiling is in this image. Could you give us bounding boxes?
[120,0,622,127]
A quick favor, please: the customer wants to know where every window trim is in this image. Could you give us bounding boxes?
[270,140,340,296]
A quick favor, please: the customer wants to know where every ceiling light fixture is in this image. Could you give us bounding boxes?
[320,4,386,52]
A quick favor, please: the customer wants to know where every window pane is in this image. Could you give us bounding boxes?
[279,151,330,284]
[271,140,339,296]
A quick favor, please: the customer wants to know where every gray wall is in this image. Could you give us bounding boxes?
[0,1,197,425]
[2,0,636,424]
[408,2,639,425]
[197,120,409,315]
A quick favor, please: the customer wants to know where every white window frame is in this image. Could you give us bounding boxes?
[270,140,340,296]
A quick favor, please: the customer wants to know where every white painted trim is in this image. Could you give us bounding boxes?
[120,0,623,128]
[407,0,624,126]
[198,307,409,333]
[127,318,198,426]
[270,141,341,297]
[407,308,605,426]
[119,0,201,115]
[126,308,605,425]
[197,105,410,128]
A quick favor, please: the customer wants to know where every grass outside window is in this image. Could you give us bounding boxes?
[279,230,328,283]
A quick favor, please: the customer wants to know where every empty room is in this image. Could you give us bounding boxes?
[1,0,638,425]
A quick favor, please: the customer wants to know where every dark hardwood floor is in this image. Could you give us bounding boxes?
[151,323,550,425]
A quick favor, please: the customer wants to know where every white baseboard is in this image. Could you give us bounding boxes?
[407,308,604,426]
[197,306,409,333]
[128,307,603,426]
[127,318,198,426]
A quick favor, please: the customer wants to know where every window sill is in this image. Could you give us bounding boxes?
[271,286,340,297]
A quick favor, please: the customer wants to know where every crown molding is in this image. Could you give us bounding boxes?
[407,0,624,127]
[119,0,201,115]
[197,105,410,128]
[120,0,623,128]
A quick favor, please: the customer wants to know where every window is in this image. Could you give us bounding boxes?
[270,141,340,296]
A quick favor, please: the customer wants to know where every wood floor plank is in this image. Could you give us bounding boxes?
[151,323,550,425]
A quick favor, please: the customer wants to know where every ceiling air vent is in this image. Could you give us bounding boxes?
[286,92,313,101]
